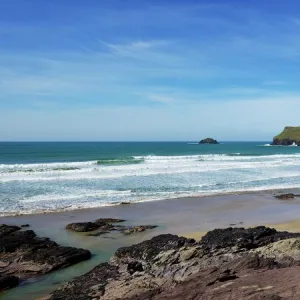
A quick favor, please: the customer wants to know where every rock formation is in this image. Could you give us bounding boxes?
[0,224,91,293]
[199,138,219,144]
[275,193,296,200]
[272,126,300,146]
[44,226,300,300]
[66,218,157,236]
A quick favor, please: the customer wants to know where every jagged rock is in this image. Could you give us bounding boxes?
[45,227,300,300]
[127,261,143,274]
[199,138,219,144]
[0,224,91,293]
[253,238,300,266]
[199,226,300,251]
[275,193,295,200]
[0,224,20,236]
[94,218,125,225]
[20,224,30,228]
[48,263,119,300]
[66,219,157,236]
[66,222,101,232]
[66,218,124,232]
[121,225,158,235]
[113,234,196,263]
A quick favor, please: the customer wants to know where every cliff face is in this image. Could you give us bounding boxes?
[272,126,300,146]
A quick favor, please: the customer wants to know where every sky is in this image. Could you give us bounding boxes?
[0,0,300,141]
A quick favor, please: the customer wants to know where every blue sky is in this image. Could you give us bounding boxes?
[1,0,300,141]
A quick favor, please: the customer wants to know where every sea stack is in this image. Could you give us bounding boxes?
[199,138,219,144]
[272,126,300,146]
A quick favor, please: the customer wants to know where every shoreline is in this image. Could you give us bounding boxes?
[2,188,300,300]
[2,186,300,218]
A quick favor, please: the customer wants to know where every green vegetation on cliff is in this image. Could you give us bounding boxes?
[272,126,300,146]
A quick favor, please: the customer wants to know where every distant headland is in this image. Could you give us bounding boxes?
[272,126,300,146]
[199,138,219,144]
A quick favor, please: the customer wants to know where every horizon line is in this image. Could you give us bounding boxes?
[0,140,272,143]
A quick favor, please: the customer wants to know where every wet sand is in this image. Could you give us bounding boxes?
[269,219,300,233]
[1,189,300,300]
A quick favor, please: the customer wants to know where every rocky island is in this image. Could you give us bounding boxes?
[44,226,300,300]
[199,138,219,144]
[272,126,300,146]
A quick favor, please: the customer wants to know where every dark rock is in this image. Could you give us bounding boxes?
[275,193,295,200]
[119,202,131,205]
[0,229,38,253]
[0,224,91,293]
[87,231,110,237]
[22,246,91,271]
[199,138,219,144]
[272,138,296,146]
[20,224,30,228]
[0,224,20,237]
[114,234,196,262]
[66,219,125,233]
[199,226,300,251]
[66,220,157,237]
[94,218,125,224]
[0,275,19,292]
[127,261,144,274]
[66,222,100,232]
[49,263,119,300]
[121,225,158,235]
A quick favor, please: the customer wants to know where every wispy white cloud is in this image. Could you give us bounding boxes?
[146,94,176,105]
[100,39,169,53]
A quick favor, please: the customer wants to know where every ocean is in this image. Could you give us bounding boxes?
[1,141,300,216]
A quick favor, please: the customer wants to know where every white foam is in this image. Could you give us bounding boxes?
[2,181,300,217]
[19,189,132,203]
[1,153,300,182]
[0,160,97,170]
[1,152,300,216]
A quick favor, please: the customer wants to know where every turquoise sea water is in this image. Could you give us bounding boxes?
[1,141,300,216]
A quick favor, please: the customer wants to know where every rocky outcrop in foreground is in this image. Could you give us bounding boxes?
[0,224,91,293]
[199,138,219,144]
[45,226,300,300]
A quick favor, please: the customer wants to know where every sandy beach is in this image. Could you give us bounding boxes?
[1,189,300,299]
